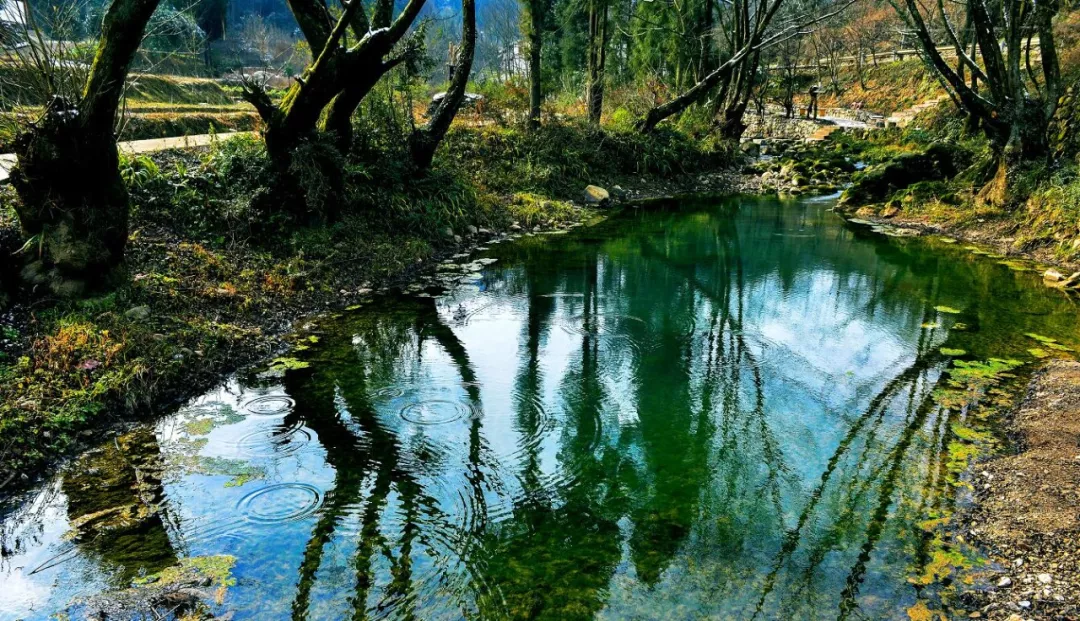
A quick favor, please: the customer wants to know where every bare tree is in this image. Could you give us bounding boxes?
[636,0,786,132]
[242,0,428,168]
[889,0,1062,174]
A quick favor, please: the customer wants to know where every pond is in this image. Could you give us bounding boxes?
[3,195,1078,620]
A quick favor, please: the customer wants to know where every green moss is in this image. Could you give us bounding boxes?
[934,305,962,314]
[269,356,311,372]
[134,554,237,588]
[939,347,967,356]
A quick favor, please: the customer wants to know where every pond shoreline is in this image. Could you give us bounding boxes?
[828,207,1080,620]
[957,361,1080,620]
[0,166,756,503]
[3,176,1080,619]
[833,211,1080,277]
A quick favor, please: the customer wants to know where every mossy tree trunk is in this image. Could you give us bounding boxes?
[10,0,161,295]
[410,0,476,172]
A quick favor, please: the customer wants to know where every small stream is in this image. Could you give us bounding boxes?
[2,195,1078,620]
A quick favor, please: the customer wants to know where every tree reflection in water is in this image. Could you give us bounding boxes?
[7,197,1078,620]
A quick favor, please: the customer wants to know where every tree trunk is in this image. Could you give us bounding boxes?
[523,0,545,129]
[636,50,748,132]
[252,0,426,167]
[322,59,396,153]
[411,0,476,172]
[585,0,608,124]
[10,0,161,295]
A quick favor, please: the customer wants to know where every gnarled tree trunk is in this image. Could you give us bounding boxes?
[246,0,426,168]
[11,0,161,295]
[411,0,476,172]
[892,0,1061,178]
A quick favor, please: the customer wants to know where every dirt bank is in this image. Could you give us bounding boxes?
[960,360,1080,620]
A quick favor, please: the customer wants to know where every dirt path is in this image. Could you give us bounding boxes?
[0,131,255,183]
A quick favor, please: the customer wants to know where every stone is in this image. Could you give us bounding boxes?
[1037,573,1052,584]
[124,306,151,321]
[998,576,1014,587]
[465,225,478,236]
[509,223,522,232]
[740,141,761,157]
[881,205,900,218]
[440,226,455,239]
[1043,269,1065,282]
[584,185,611,205]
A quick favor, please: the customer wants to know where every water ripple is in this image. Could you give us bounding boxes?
[237,483,324,524]
[399,399,479,426]
[243,395,296,417]
[230,422,313,457]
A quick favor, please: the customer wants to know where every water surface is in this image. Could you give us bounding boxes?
[3,196,1078,620]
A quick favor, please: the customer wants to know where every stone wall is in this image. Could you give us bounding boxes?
[743,113,825,140]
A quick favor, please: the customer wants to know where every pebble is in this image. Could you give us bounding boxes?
[998,576,1013,587]
[1037,573,1052,584]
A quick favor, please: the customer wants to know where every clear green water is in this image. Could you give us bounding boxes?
[2,196,1079,621]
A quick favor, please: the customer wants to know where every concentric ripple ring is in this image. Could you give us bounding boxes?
[399,399,476,425]
[236,483,323,524]
[243,395,296,416]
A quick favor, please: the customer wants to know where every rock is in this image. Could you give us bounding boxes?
[509,223,522,232]
[881,205,900,218]
[124,306,151,321]
[1037,573,1052,584]
[839,142,967,208]
[440,226,455,239]
[1043,269,1065,282]
[740,141,761,157]
[1018,600,1031,609]
[998,576,1014,587]
[465,225,478,236]
[583,185,611,205]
